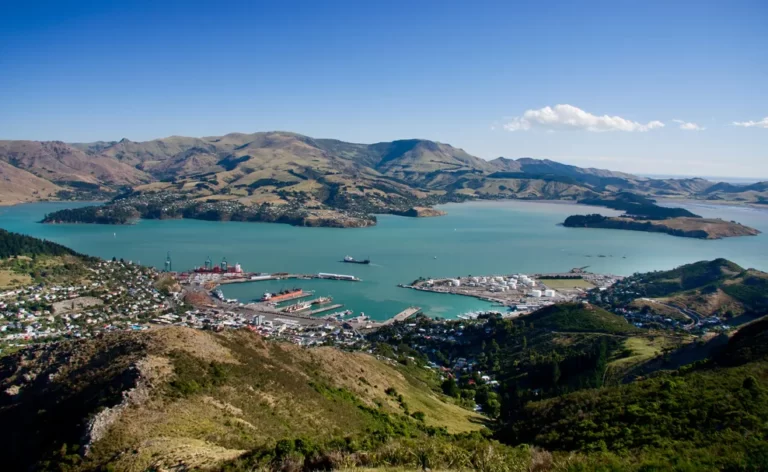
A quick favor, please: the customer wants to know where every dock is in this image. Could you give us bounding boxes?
[215,272,361,284]
[280,297,332,313]
[351,306,421,329]
[382,306,421,325]
[306,304,344,316]
[271,292,314,303]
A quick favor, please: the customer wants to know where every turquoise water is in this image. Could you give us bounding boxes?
[1,200,767,320]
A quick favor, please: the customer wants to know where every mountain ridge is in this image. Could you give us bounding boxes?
[3,131,767,228]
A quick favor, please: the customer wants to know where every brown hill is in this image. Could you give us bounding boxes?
[0,326,482,471]
[0,160,62,205]
[0,140,150,187]
[3,131,766,221]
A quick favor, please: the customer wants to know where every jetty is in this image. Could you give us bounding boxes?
[307,304,344,316]
[382,306,421,325]
[214,272,361,285]
[349,306,421,329]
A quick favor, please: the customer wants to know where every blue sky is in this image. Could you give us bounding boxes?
[1,0,766,177]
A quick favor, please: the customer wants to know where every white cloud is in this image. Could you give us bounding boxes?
[503,104,665,133]
[672,119,705,131]
[733,117,768,128]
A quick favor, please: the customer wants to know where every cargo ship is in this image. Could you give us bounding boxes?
[342,256,370,264]
[282,301,311,313]
[260,288,304,302]
[311,296,333,305]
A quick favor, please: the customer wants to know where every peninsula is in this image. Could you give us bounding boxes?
[563,214,760,239]
[562,193,760,239]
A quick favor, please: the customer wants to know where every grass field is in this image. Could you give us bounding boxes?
[539,278,595,289]
[0,268,32,289]
[604,335,686,384]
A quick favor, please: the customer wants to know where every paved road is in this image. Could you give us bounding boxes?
[660,302,701,328]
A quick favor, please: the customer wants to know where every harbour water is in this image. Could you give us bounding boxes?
[1,200,767,320]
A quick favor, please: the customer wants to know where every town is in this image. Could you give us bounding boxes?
[1,254,732,355]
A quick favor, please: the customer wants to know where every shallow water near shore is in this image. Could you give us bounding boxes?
[1,200,767,320]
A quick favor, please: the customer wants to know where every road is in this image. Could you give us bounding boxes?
[660,302,702,328]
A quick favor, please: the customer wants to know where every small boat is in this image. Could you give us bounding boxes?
[342,256,370,264]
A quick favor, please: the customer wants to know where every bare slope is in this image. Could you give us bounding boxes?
[0,160,62,205]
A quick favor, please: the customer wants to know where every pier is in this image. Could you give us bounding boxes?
[270,292,314,303]
[382,306,421,325]
[350,306,421,329]
[306,304,344,316]
[214,272,361,285]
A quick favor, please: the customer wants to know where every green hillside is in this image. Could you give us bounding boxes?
[0,228,83,259]
[503,317,768,470]
[596,259,768,319]
[524,302,641,334]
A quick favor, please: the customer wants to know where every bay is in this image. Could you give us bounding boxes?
[1,200,767,320]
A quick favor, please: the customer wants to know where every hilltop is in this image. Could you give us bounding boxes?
[594,259,768,322]
[522,302,641,335]
[0,131,765,227]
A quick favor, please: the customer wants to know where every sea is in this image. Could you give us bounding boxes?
[1,200,767,321]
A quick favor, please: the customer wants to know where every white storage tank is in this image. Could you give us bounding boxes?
[530,290,542,298]
[544,289,556,297]
[450,279,461,287]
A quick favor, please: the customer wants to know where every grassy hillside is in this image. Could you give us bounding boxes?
[0,327,483,471]
[596,259,768,319]
[503,317,768,470]
[0,229,97,289]
[523,302,641,335]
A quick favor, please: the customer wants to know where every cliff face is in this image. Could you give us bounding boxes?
[563,215,760,239]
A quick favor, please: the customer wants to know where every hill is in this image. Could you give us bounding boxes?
[594,259,768,321]
[0,326,484,471]
[502,317,768,470]
[0,228,84,259]
[563,213,760,239]
[562,192,761,239]
[522,302,642,335]
[2,131,766,227]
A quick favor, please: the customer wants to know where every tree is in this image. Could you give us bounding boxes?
[485,398,501,417]
[441,377,460,398]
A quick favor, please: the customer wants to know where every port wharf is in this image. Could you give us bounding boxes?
[215,272,361,284]
[347,306,422,330]
[400,271,622,315]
